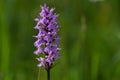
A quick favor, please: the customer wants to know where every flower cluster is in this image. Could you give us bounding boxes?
[34,4,60,70]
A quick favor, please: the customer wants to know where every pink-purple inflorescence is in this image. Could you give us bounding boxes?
[34,4,60,70]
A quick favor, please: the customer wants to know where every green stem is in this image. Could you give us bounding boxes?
[0,0,11,80]
[47,69,50,80]
[37,68,40,80]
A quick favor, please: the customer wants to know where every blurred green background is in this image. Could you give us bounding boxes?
[0,0,120,80]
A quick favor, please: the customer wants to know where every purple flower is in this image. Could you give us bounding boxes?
[34,4,60,70]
